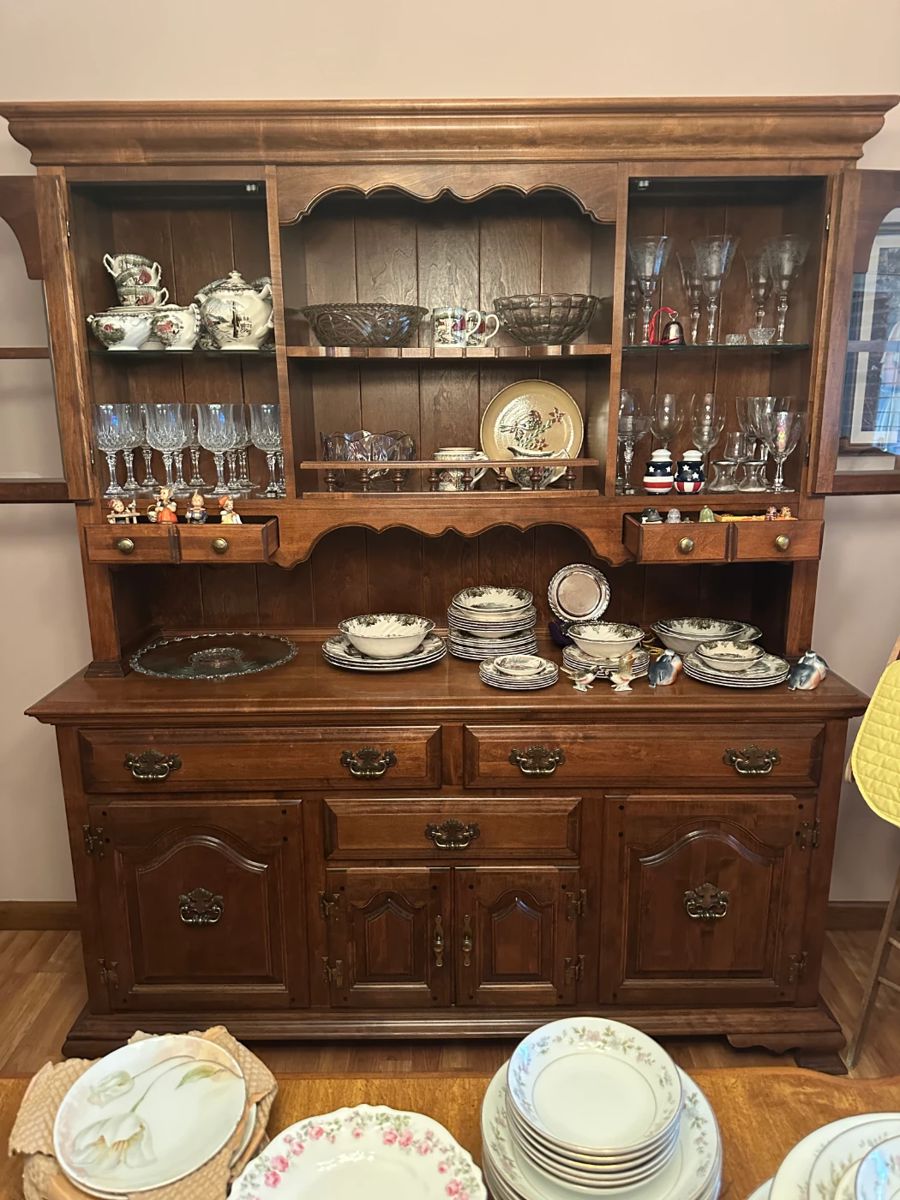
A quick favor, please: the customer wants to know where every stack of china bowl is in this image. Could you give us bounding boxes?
[322,613,446,672]
[482,1017,722,1200]
[562,620,650,680]
[479,653,559,690]
[448,586,539,660]
[651,616,761,656]
[86,253,172,352]
[746,1111,900,1200]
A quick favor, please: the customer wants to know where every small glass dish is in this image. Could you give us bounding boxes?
[748,326,776,345]
[725,333,747,345]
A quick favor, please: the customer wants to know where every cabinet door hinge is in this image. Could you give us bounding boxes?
[322,956,343,987]
[82,824,105,858]
[563,954,585,984]
[98,958,118,990]
[825,210,831,233]
[566,888,587,921]
[796,819,820,850]
[787,951,809,983]
[319,891,340,920]
[65,219,71,240]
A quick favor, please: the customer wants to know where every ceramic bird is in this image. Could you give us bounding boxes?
[788,651,829,691]
[562,665,600,693]
[648,649,682,688]
[610,651,640,693]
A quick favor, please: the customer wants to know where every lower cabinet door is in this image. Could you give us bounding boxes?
[454,866,581,1007]
[324,867,452,1007]
[90,799,305,1009]
[601,795,812,1006]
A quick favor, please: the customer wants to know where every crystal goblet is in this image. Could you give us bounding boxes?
[195,403,238,496]
[628,235,670,346]
[677,253,704,345]
[617,390,649,495]
[760,408,804,493]
[93,404,130,498]
[763,235,809,344]
[744,251,772,330]
[692,234,739,344]
[144,404,189,489]
[249,403,283,499]
[690,392,726,477]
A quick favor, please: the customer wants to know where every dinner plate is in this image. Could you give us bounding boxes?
[548,564,611,623]
[746,1180,773,1200]
[451,639,539,661]
[807,1118,900,1200]
[769,1115,900,1200]
[481,379,584,465]
[855,1132,900,1200]
[231,1104,487,1200]
[480,670,558,691]
[506,1017,681,1156]
[562,645,651,674]
[684,651,789,689]
[54,1034,246,1196]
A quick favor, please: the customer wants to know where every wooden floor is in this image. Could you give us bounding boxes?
[0,928,897,1077]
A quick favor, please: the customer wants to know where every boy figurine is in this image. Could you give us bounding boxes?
[185,491,208,524]
[219,495,242,525]
[107,497,139,524]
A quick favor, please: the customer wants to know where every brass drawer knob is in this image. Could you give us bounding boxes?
[723,745,781,776]
[211,537,229,555]
[124,749,182,781]
[678,536,695,555]
[509,746,566,776]
[178,886,224,926]
[775,534,791,551]
[684,882,729,921]
[340,747,397,779]
[425,819,481,850]
[116,537,136,555]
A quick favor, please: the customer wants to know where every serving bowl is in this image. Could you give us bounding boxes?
[567,621,644,659]
[338,613,434,659]
[695,639,765,673]
[303,303,428,347]
[652,617,747,656]
[493,293,599,345]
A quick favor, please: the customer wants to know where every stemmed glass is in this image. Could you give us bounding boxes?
[249,403,283,499]
[625,272,641,346]
[690,391,726,477]
[628,235,670,345]
[616,390,649,495]
[650,392,684,450]
[93,404,129,498]
[196,403,238,496]
[185,415,207,491]
[759,405,804,493]
[763,235,809,344]
[676,253,704,345]
[736,395,763,460]
[143,404,189,489]
[744,252,772,330]
[692,235,739,344]
[138,409,161,493]
[120,405,145,495]
[231,407,255,496]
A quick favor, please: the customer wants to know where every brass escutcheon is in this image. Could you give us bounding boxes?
[509,746,566,777]
[124,749,182,781]
[425,819,481,850]
[723,745,781,776]
[683,882,730,921]
[340,747,398,779]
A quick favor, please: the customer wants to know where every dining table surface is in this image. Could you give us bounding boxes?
[2,1066,900,1199]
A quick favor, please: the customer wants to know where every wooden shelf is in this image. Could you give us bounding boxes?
[0,347,50,360]
[88,349,276,361]
[0,479,69,502]
[623,343,810,354]
[286,343,613,360]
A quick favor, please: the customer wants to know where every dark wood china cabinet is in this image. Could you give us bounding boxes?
[1,96,896,1067]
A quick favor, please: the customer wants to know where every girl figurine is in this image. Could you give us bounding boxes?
[184,491,207,524]
[148,485,178,524]
[219,495,242,525]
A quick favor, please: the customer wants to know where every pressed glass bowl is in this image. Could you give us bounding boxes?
[303,302,428,347]
[493,293,599,345]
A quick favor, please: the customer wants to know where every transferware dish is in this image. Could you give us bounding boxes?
[480,658,558,691]
[493,654,549,677]
[452,586,534,616]
[563,645,650,678]
[304,302,428,347]
[449,610,539,635]
[684,651,789,689]
[567,622,644,660]
[231,1104,486,1200]
[338,613,434,659]
[323,633,446,672]
[652,617,747,656]
[481,380,584,465]
[493,294,599,345]
[548,564,611,624]
[450,636,539,662]
[695,639,765,673]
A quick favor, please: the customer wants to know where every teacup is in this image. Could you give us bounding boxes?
[466,311,500,346]
[87,308,155,351]
[434,447,489,491]
[152,303,201,351]
[103,252,160,278]
[114,262,163,290]
[507,445,569,490]
[116,284,169,308]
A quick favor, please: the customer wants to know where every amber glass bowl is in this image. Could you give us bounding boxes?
[493,293,599,344]
[303,303,428,347]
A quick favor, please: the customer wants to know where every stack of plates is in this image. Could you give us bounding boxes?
[480,654,559,690]
[449,587,539,661]
[53,1034,252,1198]
[323,632,447,672]
[563,644,651,679]
[747,1111,900,1200]
[483,1018,721,1200]
[684,650,789,689]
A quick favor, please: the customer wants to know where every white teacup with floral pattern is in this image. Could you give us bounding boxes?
[152,303,201,351]
[87,308,155,351]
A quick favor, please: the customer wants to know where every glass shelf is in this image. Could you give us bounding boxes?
[623,343,810,353]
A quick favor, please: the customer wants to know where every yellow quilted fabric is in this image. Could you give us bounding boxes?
[851,660,900,827]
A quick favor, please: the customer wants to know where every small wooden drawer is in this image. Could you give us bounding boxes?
[465,724,824,788]
[84,524,177,564]
[323,797,581,860]
[79,726,442,792]
[623,515,728,563]
[179,519,278,563]
[730,519,823,562]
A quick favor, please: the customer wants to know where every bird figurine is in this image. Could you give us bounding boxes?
[788,650,829,691]
[562,665,601,693]
[610,650,640,693]
[648,649,682,688]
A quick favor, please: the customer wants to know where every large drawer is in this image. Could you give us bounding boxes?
[323,796,581,860]
[464,724,824,788]
[84,523,177,564]
[79,726,441,792]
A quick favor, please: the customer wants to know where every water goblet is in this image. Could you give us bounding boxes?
[650,392,684,450]
[625,272,641,346]
[93,404,129,498]
[676,252,704,345]
[690,391,726,477]
[744,251,772,330]
[120,404,145,495]
[760,408,804,493]
[692,234,739,344]
[249,403,283,499]
[195,403,238,496]
[763,235,809,344]
[617,389,649,495]
[230,407,254,496]
[144,403,189,488]
[628,235,670,345]
[186,416,207,490]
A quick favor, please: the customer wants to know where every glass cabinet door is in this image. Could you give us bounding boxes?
[814,170,900,493]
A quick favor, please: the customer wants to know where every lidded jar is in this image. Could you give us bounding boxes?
[674,449,705,494]
[643,448,675,495]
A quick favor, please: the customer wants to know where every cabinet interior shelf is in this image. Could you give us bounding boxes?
[623,343,810,354]
[88,350,277,361]
[286,343,613,360]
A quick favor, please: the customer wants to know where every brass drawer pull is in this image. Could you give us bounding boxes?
[340,747,397,779]
[723,745,781,776]
[509,746,566,777]
[124,749,182,781]
[425,819,481,850]
[432,915,445,967]
[179,886,224,926]
[775,534,791,552]
[116,537,135,555]
[684,882,729,921]
[211,537,229,555]
[461,913,474,967]
[678,536,695,555]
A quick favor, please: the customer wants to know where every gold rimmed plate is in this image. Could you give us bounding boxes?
[480,380,584,467]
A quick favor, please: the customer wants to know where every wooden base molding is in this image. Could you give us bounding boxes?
[827,901,890,931]
[0,901,78,931]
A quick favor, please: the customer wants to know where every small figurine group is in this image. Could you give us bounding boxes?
[142,487,242,525]
[106,498,139,524]
[765,505,795,520]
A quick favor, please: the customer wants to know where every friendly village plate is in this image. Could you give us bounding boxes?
[323,633,447,672]
[451,586,534,615]
[480,380,584,465]
[683,651,789,688]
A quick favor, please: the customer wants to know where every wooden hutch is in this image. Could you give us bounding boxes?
[2,97,898,1067]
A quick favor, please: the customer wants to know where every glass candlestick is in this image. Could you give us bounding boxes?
[628,235,671,345]
[692,234,739,344]
[763,235,809,344]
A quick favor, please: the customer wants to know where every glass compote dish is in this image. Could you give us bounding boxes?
[759,406,804,493]
[195,403,238,496]
[249,403,283,499]
[676,252,704,345]
[692,234,739,344]
[93,404,130,498]
[627,235,670,345]
[144,404,190,490]
[690,391,726,477]
[616,390,649,494]
[650,392,684,450]
[744,251,772,331]
[763,235,809,344]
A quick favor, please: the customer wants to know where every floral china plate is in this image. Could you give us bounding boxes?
[230,1104,486,1200]
[54,1034,246,1195]
[480,380,584,465]
[769,1114,899,1200]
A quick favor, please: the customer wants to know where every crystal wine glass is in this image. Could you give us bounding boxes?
[120,404,145,495]
[650,392,684,450]
[735,395,763,461]
[138,407,161,492]
[144,404,189,488]
[763,235,809,344]
[628,235,670,345]
[692,234,739,344]
[690,391,726,477]
[676,252,704,345]
[195,403,238,496]
[249,403,283,499]
[186,415,207,490]
[759,406,804,493]
[744,252,772,330]
[233,407,255,495]
[617,390,649,494]
[93,404,129,498]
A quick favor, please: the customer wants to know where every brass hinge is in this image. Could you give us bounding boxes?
[797,819,820,850]
[566,888,587,921]
[825,210,831,233]
[98,958,118,989]
[322,956,343,987]
[82,824,105,858]
[65,219,71,240]
[319,891,340,920]
[787,951,809,983]
[563,954,585,984]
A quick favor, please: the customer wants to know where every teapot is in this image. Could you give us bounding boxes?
[194,270,274,351]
